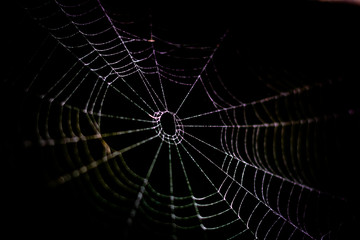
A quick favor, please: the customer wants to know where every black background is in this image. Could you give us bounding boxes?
[2,1,360,239]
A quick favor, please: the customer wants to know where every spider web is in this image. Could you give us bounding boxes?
[3,1,360,239]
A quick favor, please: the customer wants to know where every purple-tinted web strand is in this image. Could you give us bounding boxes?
[182,112,335,130]
[254,128,267,170]
[158,70,193,85]
[280,126,298,181]
[47,2,156,117]
[181,83,318,122]
[243,128,256,168]
[52,1,158,113]
[96,0,166,112]
[204,68,236,107]
[211,60,243,104]
[198,75,223,109]
[262,127,277,174]
[55,0,92,10]
[175,31,229,115]
[149,13,168,110]
[150,46,168,110]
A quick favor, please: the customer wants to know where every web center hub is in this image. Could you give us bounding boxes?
[153,111,184,145]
